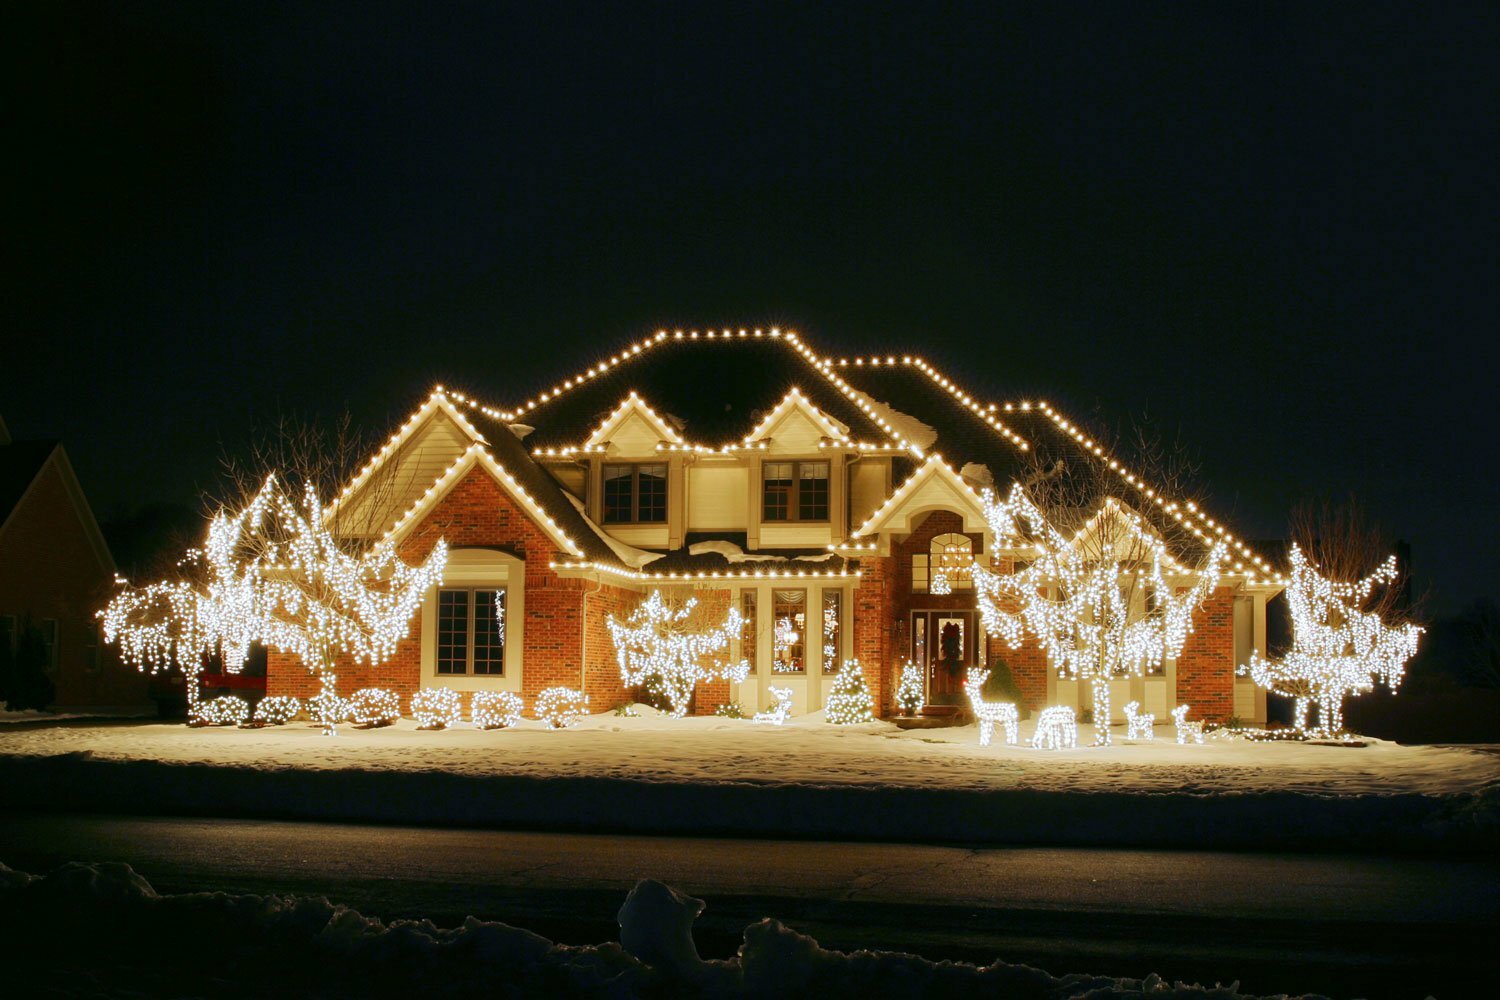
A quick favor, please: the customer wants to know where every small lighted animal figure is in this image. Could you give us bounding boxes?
[963,668,1018,746]
[1172,704,1204,744]
[1124,700,1155,741]
[753,686,793,726]
[1032,706,1078,750]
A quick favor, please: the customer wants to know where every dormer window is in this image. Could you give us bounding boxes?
[763,461,829,522]
[603,463,667,524]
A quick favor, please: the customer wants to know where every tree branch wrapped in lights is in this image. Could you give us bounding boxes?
[607,590,749,718]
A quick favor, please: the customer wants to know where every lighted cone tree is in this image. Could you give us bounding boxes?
[973,483,1226,746]
[607,591,749,718]
[895,660,925,716]
[825,659,875,724]
[1241,544,1422,736]
[102,474,447,735]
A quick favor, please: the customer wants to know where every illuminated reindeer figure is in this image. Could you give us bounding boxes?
[1172,704,1204,744]
[1124,700,1155,741]
[753,686,793,726]
[963,668,1019,746]
[1032,706,1078,750]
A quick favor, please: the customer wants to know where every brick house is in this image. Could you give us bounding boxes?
[267,328,1280,723]
[0,414,151,713]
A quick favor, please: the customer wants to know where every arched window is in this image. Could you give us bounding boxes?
[924,533,973,594]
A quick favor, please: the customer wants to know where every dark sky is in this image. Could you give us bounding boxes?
[7,2,1496,613]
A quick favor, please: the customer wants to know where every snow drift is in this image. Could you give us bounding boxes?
[0,860,1331,998]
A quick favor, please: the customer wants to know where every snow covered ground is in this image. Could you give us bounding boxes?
[0,859,1338,998]
[3,711,1496,850]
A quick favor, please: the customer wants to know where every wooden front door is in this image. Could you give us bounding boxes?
[911,610,978,704]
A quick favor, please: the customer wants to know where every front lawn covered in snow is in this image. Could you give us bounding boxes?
[3,711,1496,851]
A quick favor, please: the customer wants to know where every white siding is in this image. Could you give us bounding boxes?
[688,465,748,530]
[759,523,833,548]
[606,524,669,548]
[338,413,471,536]
[849,460,889,528]
[764,410,827,454]
[607,412,669,458]
[550,464,586,500]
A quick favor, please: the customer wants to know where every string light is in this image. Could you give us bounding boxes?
[250,695,301,726]
[536,687,588,729]
[973,483,1226,745]
[1124,701,1155,741]
[753,686,793,725]
[550,560,859,583]
[307,680,349,731]
[194,695,249,727]
[1172,705,1205,744]
[895,660,925,716]
[1032,706,1079,750]
[349,688,401,727]
[607,591,748,718]
[772,617,800,673]
[963,668,1018,746]
[1240,545,1422,736]
[411,687,462,730]
[473,690,525,729]
[824,660,875,724]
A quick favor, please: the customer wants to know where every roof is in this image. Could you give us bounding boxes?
[0,440,60,529]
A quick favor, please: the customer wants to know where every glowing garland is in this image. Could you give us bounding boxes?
[536,686,588,729]
[411,687,462,729]
[973,482,1226,746]
[1032,706,1079,750]
[349,688,401,727]
[963,668,1018,746]
[1172,705,1205,745]
[607,591,749,718]
[753,686,793,725]
[824,660,875,725]
[251,695,301,726]
[1240,545,1422,737]
[895,660,925,716]
[473,690,524,729]
[1124,701,1155,741]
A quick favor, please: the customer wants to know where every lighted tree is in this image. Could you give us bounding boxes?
[607,590,749,718]
[1242,544,1421,736]
[973,482,1225,745]
[102,474,447,734]
[825,659,875,724]
[895,660,924,716]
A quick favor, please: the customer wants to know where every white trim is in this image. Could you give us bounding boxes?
[419,548,524,693]
[852,454,989,540]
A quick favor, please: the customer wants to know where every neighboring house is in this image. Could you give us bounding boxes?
[267,328,1282,723]
[0,413,151,713]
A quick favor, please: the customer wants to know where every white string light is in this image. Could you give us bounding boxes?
[963,668,1018,746]
[1240,544,1422,736]
[194,695,249,727]
[825,659,875,725]
[349,688,401,727]
[973,482,1226,745]
[1032,706,1078,750]
[411,687,462,729]
[250,695,301,726]
[1124,701,1155,741]
[307,679,349,731]
[895,661,925,716]
[536,687,588,729]
[1172,704,1205,744]
[473,690,525,729]
[753,686,793,725]
[607,591,748,718]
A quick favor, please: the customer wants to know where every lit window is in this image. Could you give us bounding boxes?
[822,590,841,673]
[740,590,758,672]
[603,464,668,524]
[437,588,506,675]
[772,590,806,672]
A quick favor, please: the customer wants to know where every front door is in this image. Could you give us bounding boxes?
[911,610,978,704]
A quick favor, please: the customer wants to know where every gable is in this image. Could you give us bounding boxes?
[744,389,853,453]
[581,392,684,457]
[853,455,989,540]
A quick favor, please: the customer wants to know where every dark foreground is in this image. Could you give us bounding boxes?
[2,812,1495,998]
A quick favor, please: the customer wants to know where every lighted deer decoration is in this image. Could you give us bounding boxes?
[963,667,1019,746]
[1032,706,1078,750]
[1124,701,1155,741]
[1172,705,1204,744]
[753,686,793,726]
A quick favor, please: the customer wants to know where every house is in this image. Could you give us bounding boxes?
[267,328,1283,723]
[0,414,151,713]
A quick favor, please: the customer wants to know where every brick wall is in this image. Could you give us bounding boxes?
[853,555,896,714]
[1177,587,1235,722]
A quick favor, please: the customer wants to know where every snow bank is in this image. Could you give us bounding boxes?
[0,861,1331,998]
[847,388,939,451]
[688,540,786,563]
[1,719,1495,852]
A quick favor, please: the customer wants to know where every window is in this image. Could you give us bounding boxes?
[762,461,829,522]
[40,619,58,672]
[772,589,806,672]
[821,590,842,673]
[740,590,758,673]
[913,533,975,593]
[437,588,506,675]
[603,464,667,524]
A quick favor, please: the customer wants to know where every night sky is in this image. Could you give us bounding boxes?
[7,3,1496,613]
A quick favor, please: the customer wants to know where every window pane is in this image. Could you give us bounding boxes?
[772,589,805,672]
[740,590,757,673]
[822,590,841,673]
[472,589,506,675]
[763,463,792,521]
[437,590,469,674]
[798,461,829,520]
[603,465,633,523]
[637,464,667,523]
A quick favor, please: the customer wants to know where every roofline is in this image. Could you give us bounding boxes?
[0,443,116,576]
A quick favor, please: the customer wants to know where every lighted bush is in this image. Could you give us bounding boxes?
[536,687,588,729]
[348,688,401,728]
[472,690,524,730]
[411,687,462,730]
[307,690,349,728]
[195,695,249,727]
[250,695,301,726]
